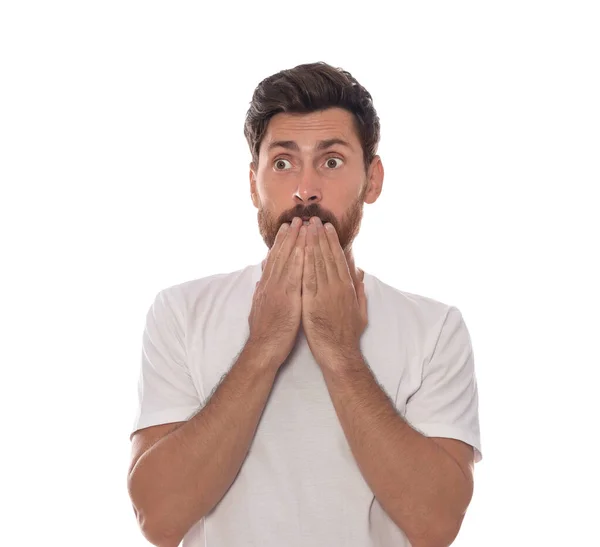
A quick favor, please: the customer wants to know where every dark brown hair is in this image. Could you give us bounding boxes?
[244,61,380,172]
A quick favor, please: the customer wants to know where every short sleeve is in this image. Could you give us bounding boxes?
[130,287,201,441]
[403,306,483,463]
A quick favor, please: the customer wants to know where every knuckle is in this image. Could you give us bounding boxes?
[285,279,298,292]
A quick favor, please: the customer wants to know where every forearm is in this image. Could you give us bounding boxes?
[128,341,278,545]
[321,353,471,547]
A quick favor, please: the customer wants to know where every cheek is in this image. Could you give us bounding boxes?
[330,190,355,214]
[262,196,283,216]
[259,181,289,209]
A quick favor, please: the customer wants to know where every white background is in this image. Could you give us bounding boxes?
[1,1,598,545]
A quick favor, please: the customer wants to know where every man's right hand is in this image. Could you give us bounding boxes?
[247,216,307,370]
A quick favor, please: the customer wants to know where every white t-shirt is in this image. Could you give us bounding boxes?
[131,262,483,547]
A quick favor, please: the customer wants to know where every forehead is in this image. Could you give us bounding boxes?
[261,107,359,152]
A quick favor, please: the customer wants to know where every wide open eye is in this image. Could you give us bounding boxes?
[273,158,292,171]
[325,157,344,169]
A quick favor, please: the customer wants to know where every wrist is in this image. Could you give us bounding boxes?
[243,337,282,373]
[317,345,364,371]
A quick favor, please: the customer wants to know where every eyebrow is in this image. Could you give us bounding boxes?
[267,138,353,153]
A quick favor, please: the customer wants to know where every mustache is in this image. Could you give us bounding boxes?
[283,206,329,223]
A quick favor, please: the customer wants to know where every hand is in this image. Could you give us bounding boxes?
[247,217,308,371]
[301,217,368,368]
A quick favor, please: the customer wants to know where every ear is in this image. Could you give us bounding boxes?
[249,161,259,209]
[363,156,384,205]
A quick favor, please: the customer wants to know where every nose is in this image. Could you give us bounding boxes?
[294,167,322,205]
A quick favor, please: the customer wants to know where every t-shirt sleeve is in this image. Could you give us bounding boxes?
[403,306,483,463]
[130,287,201,441]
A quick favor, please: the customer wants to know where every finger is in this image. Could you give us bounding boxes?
[302,229,317,296]
[288,226,307,292]
[315,218,338,281]
[323,222,353,283]
[296,223,307,252]
[262,222,290,281]
[308,220,327,288]
[270,217,302,281]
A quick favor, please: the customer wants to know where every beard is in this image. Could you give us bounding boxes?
[256,184,367,254]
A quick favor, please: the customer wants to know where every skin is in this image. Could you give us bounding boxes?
[249,106,384,287]
[301,215,369,366]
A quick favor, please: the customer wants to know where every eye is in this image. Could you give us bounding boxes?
[325,157,344,169]
[273,158,292,171]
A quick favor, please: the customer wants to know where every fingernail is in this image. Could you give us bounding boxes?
[292,217,300,227]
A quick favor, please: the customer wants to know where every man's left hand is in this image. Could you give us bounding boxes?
[301,217,368,368]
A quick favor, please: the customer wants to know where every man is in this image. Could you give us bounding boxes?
[127,61,483,547]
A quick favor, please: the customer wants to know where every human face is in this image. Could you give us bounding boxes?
[249,107,382,253]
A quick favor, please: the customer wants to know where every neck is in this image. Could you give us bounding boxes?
[344,248,364,285]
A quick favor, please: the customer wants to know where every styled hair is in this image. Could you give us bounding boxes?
[244,61,380,172]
